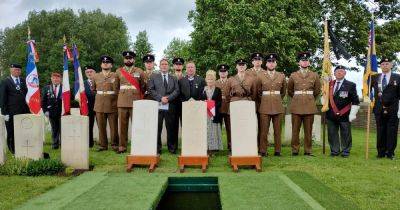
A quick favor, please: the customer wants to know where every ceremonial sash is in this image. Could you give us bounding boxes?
[329,80,351,116]
[120,68,143,99]
[206,100,216,118]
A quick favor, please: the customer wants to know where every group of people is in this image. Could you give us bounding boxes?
[1,51,398,160]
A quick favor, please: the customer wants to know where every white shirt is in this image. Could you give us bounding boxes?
[161,72,169,84]
[380,71,391,86]
[11,75,20,85]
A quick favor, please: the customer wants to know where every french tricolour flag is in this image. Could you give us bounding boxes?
[61,44,72,115]
[25,40,41,114]
[72,44,88,116]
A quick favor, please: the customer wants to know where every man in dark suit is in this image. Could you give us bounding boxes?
[179,61,206,102]
[0,64,30,153]
[84,65,96,148]
[371,57,400,160]
[326,65,360,157]
[148,58,180,154]
[41,72,63,149]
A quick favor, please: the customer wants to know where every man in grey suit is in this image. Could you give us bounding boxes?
[148,58,180,154]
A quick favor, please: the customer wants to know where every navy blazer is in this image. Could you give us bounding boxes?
[371,73,400,116]
[84,79,96,114]
[0,76,30,115]
[326,79,359,122]
[41,84,62,118]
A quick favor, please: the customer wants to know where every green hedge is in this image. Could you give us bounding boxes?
[0,158,65,176]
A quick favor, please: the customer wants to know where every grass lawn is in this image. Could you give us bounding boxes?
[0,127,399,209]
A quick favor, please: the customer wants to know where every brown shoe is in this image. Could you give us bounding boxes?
[111,146,119,152]
[118,147,127,154]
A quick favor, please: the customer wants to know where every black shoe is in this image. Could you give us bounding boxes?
[304,153,315,157]
[377,154,385,158]
[274,152,281,156]
[387,155,395,160]
[259,152,267,157]
[97,147,107,152]
[330,153,339,157]
[292,152,299,156]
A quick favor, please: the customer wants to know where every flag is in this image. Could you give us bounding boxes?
[362,19,378,107]
[72,44,89,116]
[25,40,41,114]
[206,100,215,118]
[61,43,71,115]
[321,19,332,112]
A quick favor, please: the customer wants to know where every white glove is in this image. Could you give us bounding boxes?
[349,105,360,122]
[4,115,9,122]
[397,103,400,119]
[320,97,325,105]
[45,111,50,118]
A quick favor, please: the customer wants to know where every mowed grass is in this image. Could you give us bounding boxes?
[0,127,399,209]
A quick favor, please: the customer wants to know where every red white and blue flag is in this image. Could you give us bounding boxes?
[25,40,41,114]
[72,44,89,116]
[61,43,72,115]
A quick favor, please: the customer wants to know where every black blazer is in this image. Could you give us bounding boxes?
[200,87,222,124]
[148,72,180,112]
[84,80,96,115]
[371,73,400,116]
[41,84,62,118]
[0,76,30,115]
[179,75,206,101]
[326,79,359,122]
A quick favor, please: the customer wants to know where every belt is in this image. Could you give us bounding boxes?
[262,91,280,95]
[120,85,136,90]
[97,91,115,95]
[294,90,313,95]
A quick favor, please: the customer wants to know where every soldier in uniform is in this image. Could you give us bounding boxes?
[326,65,360,157]
[92,55,119,152]
[215,64,231,150]
[84,65,96,148]
[247,52,265,77]
[115,51,145,153]
[173,57,185,80]
[287,51,321,156]
[371,57,400,160]
[143,54,155,99]
[42,72,63,149]
[0,64,30,153]
[257,53,286,156]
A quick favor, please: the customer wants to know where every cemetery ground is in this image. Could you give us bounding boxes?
[0,128,399,210]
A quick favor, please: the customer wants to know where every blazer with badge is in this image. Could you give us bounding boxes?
[41,84,62,118]
[326,79,359,122]
[0,76,30,115]
[179,75,206,101]
[371,73,400,116]
[148,72,180,112]
[84,79,96,115]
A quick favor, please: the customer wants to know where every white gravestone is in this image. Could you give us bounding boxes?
[0,115,6,165]
[14,114,44,160]
[61,115,89,169]
[230,101,258,156]
[284,114,322,146]
[181,101,207,156]
[70,108,81,116]
[131,100,159,156]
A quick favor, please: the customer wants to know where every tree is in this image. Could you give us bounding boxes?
[0,9,131,85]
[163,38,191,64]
[133,30,153,70]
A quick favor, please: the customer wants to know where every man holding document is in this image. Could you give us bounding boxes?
[148,58,180,154]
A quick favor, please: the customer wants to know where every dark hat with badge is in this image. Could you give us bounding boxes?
[100,55,114,64]
[217,64,230,72]
[143,54,155,63]
[122,51,136,58]
[84,65,95,71]
[251,52,263,60]
[379,57,392,64]
[334,65,346,71]
[297,51,312,61]
[265,53,278,62]
[236,58,247,65]
[172,57,185,65]
[10,63,22,69]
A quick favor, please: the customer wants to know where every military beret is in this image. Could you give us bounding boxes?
[122,51,136,58]
[297,51,312,61]
[236,58,247,65]
[10,63,22,69]
[217,64,230,72]
[334,65,346,71]
[51,72,61,77]
[100,55,114,64]
[84,65,95,71]
[265,53,278,62]
[143,54,155,62]
[172,57,185,65]
[379,57,392,64]
[251,52,263,60]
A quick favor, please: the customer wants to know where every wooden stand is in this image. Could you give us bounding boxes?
[126,155,160,173]
[178,156,209,173]
[229,156,262,172]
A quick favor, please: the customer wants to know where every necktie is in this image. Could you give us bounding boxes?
[163,75,168,89]
[15,78,20,86]
[54,85,58,97]
[334,81,341,94]
[382,74,387,90]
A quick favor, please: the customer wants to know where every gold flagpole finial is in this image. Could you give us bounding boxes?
[63,34,67,43]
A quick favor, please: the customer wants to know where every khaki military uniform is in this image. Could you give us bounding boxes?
[93,71,119,150]
[216,78,231,150]
[225,72,258,112]
[287,69,321,154]
[143,70,154,99]
[115,66,145,151]
[247,67,265,147]
[257,71,286,154]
